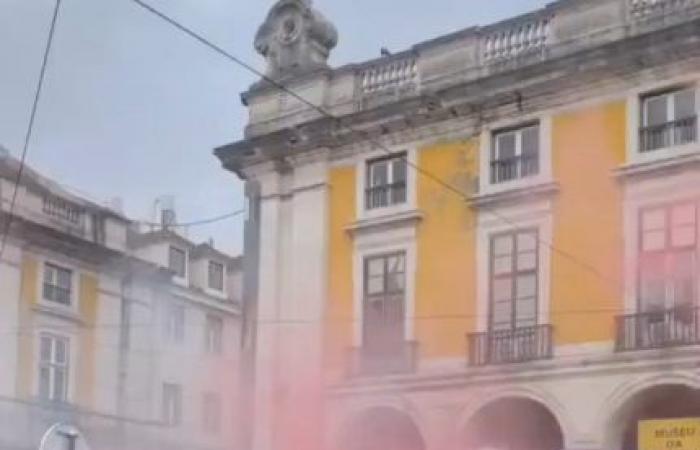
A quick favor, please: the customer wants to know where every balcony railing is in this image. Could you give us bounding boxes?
[360,57,418,95]
[482,15,551,62]
[630,0,699,19]
[365,181,407,210]
[468,325,553,366]
[616,306,700,351]
[490,154,539,184]
[639,116,698,152]
[347,341,419,377]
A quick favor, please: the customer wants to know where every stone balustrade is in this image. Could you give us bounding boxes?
[482,15,552,62]
[359,56,419,95]
[630,0,699,19]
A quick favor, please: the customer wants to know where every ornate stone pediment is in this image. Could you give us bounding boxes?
[254,0,338,81]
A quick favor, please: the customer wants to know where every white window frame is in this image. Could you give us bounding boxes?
[40,261,78,310]
[168,246,187,280]
[356,146,418,221]
[204,315,223,355]
[37,333,70,403]
[202,392,222,433]
[475,200,553,333]
[640,87,698,151]
[626,76,700,165]
[162,382,182,426]
[164,303,185,345]
[491,123,541,184]
[479,115,552,196]
[207,260,225,292]
[352,228,417,347]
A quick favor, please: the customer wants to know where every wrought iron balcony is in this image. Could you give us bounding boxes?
[490,154,539,184]
[468,325,553,366]
[347,341,419,377]
[639,116,697,152]
[365,181,407,210]
[616,305,700,351]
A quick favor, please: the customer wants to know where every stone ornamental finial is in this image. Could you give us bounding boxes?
[254,0,338,81]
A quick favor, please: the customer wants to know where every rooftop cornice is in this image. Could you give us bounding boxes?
[217,15,700,178]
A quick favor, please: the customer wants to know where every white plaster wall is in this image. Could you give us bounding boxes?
[0,243,23,397]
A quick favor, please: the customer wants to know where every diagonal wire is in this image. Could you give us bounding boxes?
[0,0,64,260]
[127,0,623,294]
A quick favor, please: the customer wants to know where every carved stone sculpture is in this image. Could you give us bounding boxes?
[254,0,338,81]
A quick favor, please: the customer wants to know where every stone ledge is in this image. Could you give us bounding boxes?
[614,150,700,180]
[468,181,560,209]
[345,209,424,236]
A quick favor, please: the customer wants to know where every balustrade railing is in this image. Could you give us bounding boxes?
[360,57,418,95]
[630,0,699,19]
[468,325,553,366]
[616,306,700,351]
[482,16,551,62]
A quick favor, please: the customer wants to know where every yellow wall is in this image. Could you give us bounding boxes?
[550,101,626,344]
[416,139,479,358]
[16,256,38,398]
[76,273,99,408]
[325,166,356,375]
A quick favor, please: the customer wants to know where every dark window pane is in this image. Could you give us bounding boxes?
[675,89,696,120]
[645,95,669,126]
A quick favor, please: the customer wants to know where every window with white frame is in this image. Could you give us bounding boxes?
[38,334,69,402]
[208,261,225,291]
[489,230,539,331]
[42,263,73,306]
[640,87,697,152]
[639,202,697,312]
[42,195,83,226]
[363,252,406,354]
[162,383,182,426]
[365,154,407,210]
[490,123,540,184]
[204,315,223,354]
[164,303,185,344]
[168,246,187,278]
[202,392,222,433]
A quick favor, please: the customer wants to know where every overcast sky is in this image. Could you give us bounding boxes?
[0,0,547,255]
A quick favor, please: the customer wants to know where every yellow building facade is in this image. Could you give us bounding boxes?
[218,1,700,449]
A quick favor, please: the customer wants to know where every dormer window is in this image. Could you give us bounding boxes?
[208,261,224,292]
[640,87,697,152]
[491,123,540,184]
[168,246,187,279]
[42,195,83,225]
[365,153,407,210]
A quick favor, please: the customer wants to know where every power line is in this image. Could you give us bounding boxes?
[126,0,623,295]
[0,0,63,260]
[136,208,246,229]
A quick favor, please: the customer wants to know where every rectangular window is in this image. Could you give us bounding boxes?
[491,123,540,184]
[42,263,73,306]
[38,334,69,402]
[640,88,697,152]
[208,261,225,291]
[639,202,697,312]
[164,303,185,344]
[489,230,539,331]
[205,315,223,355]
[169,246,187,278]
[202,392,222,433]
[162,383,182,426]
[363,252,406,353]
[365,154,407,210]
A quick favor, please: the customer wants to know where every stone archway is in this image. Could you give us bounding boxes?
[460,397,565,450]
[338,406,426,450]
[607,384,700,450]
